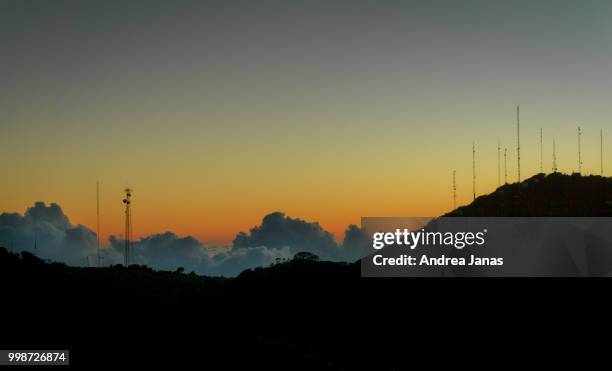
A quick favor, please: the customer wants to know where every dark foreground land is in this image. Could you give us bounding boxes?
[2,173,612,369]
[2,250,609,370]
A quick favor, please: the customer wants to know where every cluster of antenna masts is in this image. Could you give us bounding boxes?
[88,184,134,267]
[25,183,134,268]
[452,105,605,209]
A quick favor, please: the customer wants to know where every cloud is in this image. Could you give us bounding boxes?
[232,211,337,259]
[105,231,293,277]
[108,232,205,272]
[0,203,366,277]
[25,202,71,230]
[206,246,292,277]
[0,202,310,276]
[0,202,101,266]
[232,211,368,262]
[340,224,370,262]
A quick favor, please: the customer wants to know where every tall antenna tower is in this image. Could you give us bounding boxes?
[504,148,508,184]
[539,128,543,173]
[122,188,133,266]
[517,105,521,183]
[552,137,557,173]
[601,129,604,175]
[472,142,476,201]
[578,126,582,174]
[452,170,457,209]
[497,140,501,186]
[96,181,101,267]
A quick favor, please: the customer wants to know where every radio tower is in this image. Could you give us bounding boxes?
[504,148,508,184]
[122,188,133,266]
[516,105,521,183]
[96,181,101,267]
[452,170,457,209]
[539,128,543,173]
[601,129,604,175]
[497,140,501,186]
[472,142,476,201]
[578,126,582,174]
[552,137,557,173]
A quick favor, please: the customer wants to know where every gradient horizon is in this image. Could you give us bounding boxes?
[1,0,611,245]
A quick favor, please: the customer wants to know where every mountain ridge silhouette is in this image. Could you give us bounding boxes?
[446,172,612,217]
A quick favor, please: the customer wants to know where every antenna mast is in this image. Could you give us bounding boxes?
[123,188,133,266]
[539,128,543,173]
[504,148,508,184]
[601,129,604,175]
[452,170,457,209]
[472,142,476,201]
[578,126,582,174]
[517,105,521,183]
[552,137,557,173]
[96,181,100,267]
[497,140,501,186]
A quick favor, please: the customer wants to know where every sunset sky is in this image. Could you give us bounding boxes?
[2,0,612,245]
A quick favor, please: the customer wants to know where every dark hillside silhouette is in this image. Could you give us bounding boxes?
[2,172,612,369]
[446,172,612,217]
